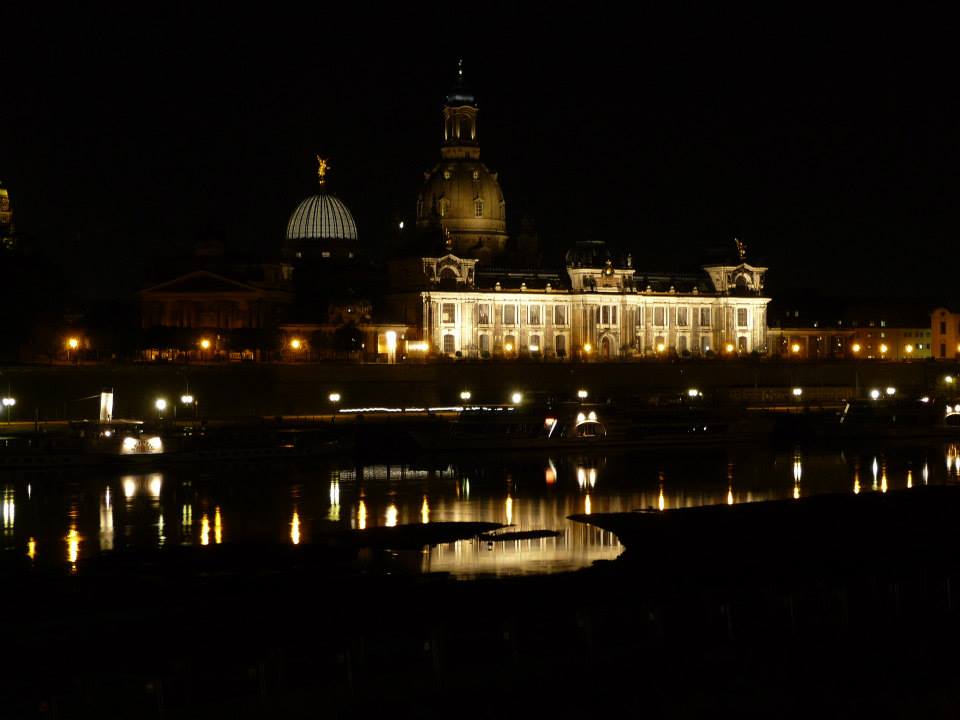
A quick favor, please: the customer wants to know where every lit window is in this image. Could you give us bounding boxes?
[442,303,456,324]
[503,305,516,325]
[677,307,689,327]
[475,200,483,217]
[654,307,666,327]
[443,334,455,353]
[477,303,491,325]
[553,305,567,326]
[699,308,711,326]
[528,305,542,325]
[737,308,748,327]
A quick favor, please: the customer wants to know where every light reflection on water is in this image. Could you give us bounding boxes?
[3,445,957,576]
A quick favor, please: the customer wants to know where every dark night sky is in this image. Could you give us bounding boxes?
[2,4,959,301]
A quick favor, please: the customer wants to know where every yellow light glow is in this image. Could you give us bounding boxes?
[385,330,398,352]
[727,488,734,505]
[407,341,430,352]
[357,499,367,530]
[577,466,587,488]
[528,344,540,352]
[66,525,79,567]
[421,496,430,524]
[854,478,861,494]
[328,392,341,403]
[200,514,210,545]
[656,342,666,353]
[67,337,79,350]
[27,537,36,560]
[214,506,222,544]
[504,342,514,353]
[790,343,800,354]
[946,375,955,385]
[460,390,472,401]
[905,344,914,354]
[291,509,301,545]
[505,495,513,525]
[727,343,737,353]
[180,394,194,405]
[658,487,665,512]
[123,476,136,498]
[851,342,861,353]
[584,494,592,515]
[793,484,800,500]
[155,398,167,412]
[583,343,592,354]
[907,469,913,489]
[577,389,588,399]
[148,474,162,497]
[199,338,212,350]
[385,504,398,527]
[511,392,523,404]
[879,343,888,354]
[289,338,302,350]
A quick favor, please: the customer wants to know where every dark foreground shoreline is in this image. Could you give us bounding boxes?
[6,490,960,718]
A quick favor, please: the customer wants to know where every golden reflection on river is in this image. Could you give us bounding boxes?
[4,446,955,577]
[290,509,301,545]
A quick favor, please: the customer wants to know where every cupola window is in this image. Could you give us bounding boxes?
[475,200,483,217]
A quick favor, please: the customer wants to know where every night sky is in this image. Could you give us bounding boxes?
[2,5,958,301]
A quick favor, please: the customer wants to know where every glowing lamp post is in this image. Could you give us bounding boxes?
[180,394,197,418]
[66,337,80,363]
[582,342,592,360]
[879,343,888,357]
[155,398,168,420]
[851,342,861,355]
[2,396,15,423]
[726,342,736,355]
[511,392,523,405]
[790,342,801,356]
[459,390,472,402]
[869,388,881,400]
[792,387,803,399]
[577,389,589,400]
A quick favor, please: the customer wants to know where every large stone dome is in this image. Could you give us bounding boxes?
[286,193,357,242]
[417,161,506,256]
[415,64,508,263]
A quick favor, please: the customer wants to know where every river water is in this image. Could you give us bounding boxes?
[3,443,957,578]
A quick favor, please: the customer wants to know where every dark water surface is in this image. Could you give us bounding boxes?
[3,442,957,578]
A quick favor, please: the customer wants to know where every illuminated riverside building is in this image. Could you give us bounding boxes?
[768,298,933,360]
[388,240,770,359]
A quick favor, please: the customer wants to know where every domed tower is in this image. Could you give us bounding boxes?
[416,62,507,263]
[284,157,358,262]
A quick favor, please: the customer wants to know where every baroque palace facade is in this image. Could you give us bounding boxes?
[396,245,769,360]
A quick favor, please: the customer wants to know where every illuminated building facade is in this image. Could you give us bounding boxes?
[389,241,769,359]
[931,307,960,359]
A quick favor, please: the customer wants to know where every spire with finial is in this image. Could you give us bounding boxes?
[734,237,746,261]
[316,155,330,186]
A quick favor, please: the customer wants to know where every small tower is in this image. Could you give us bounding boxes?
[442,60,479,161]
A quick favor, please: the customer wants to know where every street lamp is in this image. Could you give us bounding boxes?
[792,387,803,398]
[511,392,523,405]
[66,337,79,362]
[879,343,889,356]
[459,390,472,402]
[869,389,881,400]
[790,343,801,355]
[289,338,302,351]
[2,396,15,423]
[851,342,861,355]
[577,389,589,400]
[155,398,168,419]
